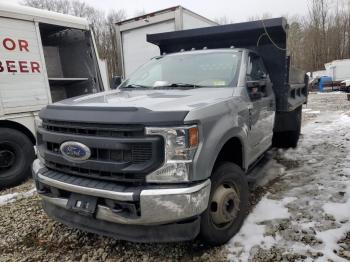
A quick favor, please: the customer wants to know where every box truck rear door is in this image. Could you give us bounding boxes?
[0,17,49,114]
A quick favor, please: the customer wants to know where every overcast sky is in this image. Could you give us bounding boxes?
[0,0,310,21]
[80,0,310,21]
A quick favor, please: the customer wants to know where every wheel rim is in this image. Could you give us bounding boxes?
[210,182,240,229]
[0,143,16,172]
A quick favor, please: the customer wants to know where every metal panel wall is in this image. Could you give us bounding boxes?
[182,9,217,30]
[122,20,175,78]
[0,17,49,114]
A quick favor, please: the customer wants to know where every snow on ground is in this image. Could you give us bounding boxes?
[227,197,292,261]
[0,188,36,206]
[227,93,350,261]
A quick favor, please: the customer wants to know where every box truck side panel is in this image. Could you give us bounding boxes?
[122,20,175,77]
[334,60,350,81]
[182,10,216,30]
[0,17,49,114]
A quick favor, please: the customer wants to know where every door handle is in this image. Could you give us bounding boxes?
[248,107,252,130]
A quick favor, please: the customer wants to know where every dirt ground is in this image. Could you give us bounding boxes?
[1,92,350,262]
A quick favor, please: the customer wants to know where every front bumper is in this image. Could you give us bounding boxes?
[32,159,210,240]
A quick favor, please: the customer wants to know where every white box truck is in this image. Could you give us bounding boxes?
[325,59,350,81]
[115,6,217,78]
[0,3,107,188]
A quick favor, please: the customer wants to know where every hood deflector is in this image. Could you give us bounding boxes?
[40,105,189,125]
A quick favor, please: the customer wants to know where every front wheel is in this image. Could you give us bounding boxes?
[0,128,35,188]
[199,162,249,246]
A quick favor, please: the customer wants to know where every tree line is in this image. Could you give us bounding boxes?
[23,0,350,77]
[288,0,350,72]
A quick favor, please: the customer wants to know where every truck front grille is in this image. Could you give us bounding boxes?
[45,161,146,183]
[38,120,164,184]
[46,142,152,164]
[43,120,144,137]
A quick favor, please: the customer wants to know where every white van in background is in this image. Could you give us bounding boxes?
[0,3,107,187]
[115,6,218,78]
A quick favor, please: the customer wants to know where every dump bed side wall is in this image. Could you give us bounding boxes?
[0,17,50,115]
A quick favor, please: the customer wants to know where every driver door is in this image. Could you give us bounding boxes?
[246,53,275,162]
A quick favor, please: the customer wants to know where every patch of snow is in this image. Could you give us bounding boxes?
[303,108,312,112]
[323,199,350,222]
[323,180,350,223]
[315,225,350,262]
[305,110,320,114]
[0,188,36,206]
[227,197,291,261]
[248,197,291,223]
[316,91,344,95]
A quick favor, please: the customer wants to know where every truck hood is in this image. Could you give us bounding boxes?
[55,88,234,112]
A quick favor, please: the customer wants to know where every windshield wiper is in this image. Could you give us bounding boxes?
[122,84,151,89]
[153,83,206,89]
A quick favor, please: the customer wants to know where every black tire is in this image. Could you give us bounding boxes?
[0,128,35,188]
[273,106,302,148]
[199,162,249,246]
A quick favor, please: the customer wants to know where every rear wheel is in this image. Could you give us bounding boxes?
[273,106,302,148]
[199,162,249,246]
[0,128,35,188]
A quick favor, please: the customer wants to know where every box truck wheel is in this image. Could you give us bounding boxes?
[199,162,249,246]
[0,128,35,188]
[273,106,302,148]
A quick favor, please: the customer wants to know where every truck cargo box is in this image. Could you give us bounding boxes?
[325,59,350,82]
[147,17,308,112]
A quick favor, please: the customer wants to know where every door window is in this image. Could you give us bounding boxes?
[246,53,269,98]
[247,53,268,81]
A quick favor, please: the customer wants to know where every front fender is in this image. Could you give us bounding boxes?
[185,99,248,181]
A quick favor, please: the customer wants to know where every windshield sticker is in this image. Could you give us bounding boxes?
[213,80,226,86]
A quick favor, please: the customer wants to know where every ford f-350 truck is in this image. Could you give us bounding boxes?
[32,18,307,245]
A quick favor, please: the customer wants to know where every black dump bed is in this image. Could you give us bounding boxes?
[147,17,307,112]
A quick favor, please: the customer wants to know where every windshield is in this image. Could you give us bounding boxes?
[121,51,242,89]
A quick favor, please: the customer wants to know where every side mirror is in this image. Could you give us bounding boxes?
[111,75,122,89]
[246,80,266,100]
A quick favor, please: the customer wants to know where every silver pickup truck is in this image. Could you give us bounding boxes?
[32,18,307,245]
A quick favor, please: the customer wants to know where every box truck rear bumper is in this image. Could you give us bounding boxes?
[32,159,211,242]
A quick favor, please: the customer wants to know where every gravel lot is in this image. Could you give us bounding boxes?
[1,92,350,262]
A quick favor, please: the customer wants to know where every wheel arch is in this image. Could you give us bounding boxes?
[213,136,245,171]
[0,120,36,145]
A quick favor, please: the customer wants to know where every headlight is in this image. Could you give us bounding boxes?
[34,116,42,131]
[145,125,199,183]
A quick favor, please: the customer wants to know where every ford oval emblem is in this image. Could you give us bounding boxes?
[60,141,91,161]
